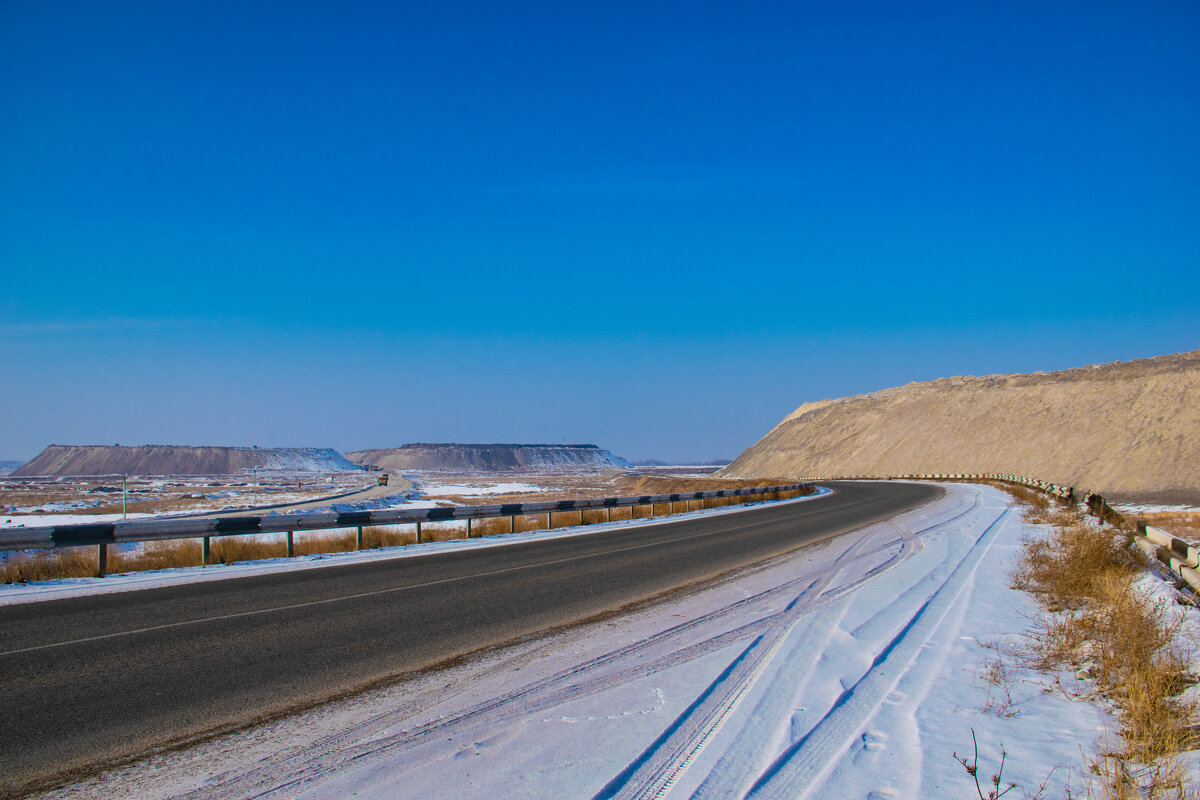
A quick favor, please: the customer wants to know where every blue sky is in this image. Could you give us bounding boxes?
[2,0,1198,463]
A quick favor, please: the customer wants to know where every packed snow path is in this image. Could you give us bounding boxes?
[21,483,1111,799]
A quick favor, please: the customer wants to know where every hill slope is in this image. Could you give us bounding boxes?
[13,445,358,477]
[346,443,631,473]
[719,350,1200,503]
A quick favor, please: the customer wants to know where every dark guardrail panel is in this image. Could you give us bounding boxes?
[52,524,118,547]
[214,517,264,534]
[335,511,375,526]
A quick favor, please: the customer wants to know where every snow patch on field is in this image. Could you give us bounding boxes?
[420,482,548,496]
[2,512,159,528]
[1113,502,1200,514]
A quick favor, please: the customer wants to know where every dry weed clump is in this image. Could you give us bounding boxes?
[1,547,99,582]
[1009,496,1198,794]
[206,535,289,564]
[354,525,415,549]
[975,640,1023,718]
[112,540,201,572]
[1011,519,1137,611]
[469,517,518,536]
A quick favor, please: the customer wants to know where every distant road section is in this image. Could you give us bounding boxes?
[0,481,938,797]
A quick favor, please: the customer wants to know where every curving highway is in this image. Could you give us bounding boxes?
[0,480,939,797]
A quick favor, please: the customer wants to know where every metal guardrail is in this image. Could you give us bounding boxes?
[1135,523,1200,592]
[0,483,813,577]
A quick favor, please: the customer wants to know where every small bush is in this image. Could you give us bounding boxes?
[1011,519,1137,610]
[2,547,99,582]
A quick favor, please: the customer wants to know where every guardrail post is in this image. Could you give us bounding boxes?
[509,515,515,534]
[356,526,363,550]
[202,536,210,566]
[467,518,473,538]
[547,511,553,529]
[97,543,107,577]
[286,531,294,557]
[606,506,612,523]
[415,521,422,543]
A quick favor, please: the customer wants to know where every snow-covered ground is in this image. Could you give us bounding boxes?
[2,511,161,528]
[420,481,550,496]
[21,483,1194,799]
[1112,502,1200,514]
[1,484,413,529]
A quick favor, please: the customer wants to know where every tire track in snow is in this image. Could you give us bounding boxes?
[590,534,877,800]
[595,491,983,800]
[177,543,860,800]
[743,504,1011,800]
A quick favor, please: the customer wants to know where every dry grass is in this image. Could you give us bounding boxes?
[1011,518,1138,611]
[1,547,100,582]
[1005,490,1199,796]
[469,517,520,536]
[114,540,203,571]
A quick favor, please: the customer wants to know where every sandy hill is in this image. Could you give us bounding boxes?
[346,443,631,473]
[13,445,358,477]
[719,349,1200,503]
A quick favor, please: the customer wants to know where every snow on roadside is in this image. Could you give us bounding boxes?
[26,483,1158,800]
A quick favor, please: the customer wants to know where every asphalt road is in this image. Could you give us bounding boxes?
[0,480,939,797]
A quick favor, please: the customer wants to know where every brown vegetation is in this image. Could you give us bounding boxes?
[1004,488,1198,797]
[1,547,100,583]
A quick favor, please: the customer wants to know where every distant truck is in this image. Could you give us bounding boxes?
[377,473,389,487]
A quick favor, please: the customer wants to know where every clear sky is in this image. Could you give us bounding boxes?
[2,0,1198,464]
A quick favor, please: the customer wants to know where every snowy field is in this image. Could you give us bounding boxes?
[21,482,1196,799]
[1112,502,1200,514]
[419,481,549,496]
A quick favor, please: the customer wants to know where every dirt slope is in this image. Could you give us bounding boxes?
[346,444,631,473]
[719,349,1200,503]
[13,446,358,477]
